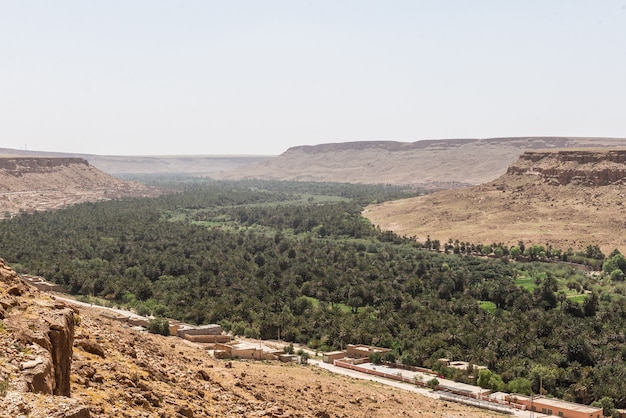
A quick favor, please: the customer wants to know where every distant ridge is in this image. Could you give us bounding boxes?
[222,137,626,188]
[5,137,626,185]
[286,137,626,153]
[0,148,272,177]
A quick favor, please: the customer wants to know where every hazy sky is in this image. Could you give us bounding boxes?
[1,1,625,156]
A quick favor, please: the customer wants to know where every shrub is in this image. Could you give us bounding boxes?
[426,378,439,389]
[0,379,9,397]
[147,317,170,336]
[369,351,382,365]
[383,351,396,363]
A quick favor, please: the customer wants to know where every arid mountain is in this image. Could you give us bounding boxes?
[364,148,626,255]
[5,138,626,188]
[0,157,159,218]
[0,148,271,177]
[0,259,503,418]
[220,137,626,188]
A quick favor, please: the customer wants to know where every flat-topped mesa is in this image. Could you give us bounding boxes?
[0,157,89,175]
[0,156,160,216]
[506,149,626,186]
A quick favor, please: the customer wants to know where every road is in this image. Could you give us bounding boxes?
[51,294,148,320]
[51,293,547,417]
[309,360,548,418]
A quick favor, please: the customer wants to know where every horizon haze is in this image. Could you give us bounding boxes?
[2,1,625,156]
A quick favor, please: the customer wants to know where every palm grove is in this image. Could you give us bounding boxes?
[1,179,625,408]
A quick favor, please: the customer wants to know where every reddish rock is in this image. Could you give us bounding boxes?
[75,339,106,358]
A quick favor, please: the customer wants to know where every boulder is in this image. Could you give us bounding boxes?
[75,339,106,358]
[19,347,55,394]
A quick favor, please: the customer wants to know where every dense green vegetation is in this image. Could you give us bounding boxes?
[1,179,626,407]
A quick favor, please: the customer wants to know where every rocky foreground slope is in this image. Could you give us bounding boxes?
[220,137,626,188]
[0,157,159,217]
[0,259,504,418]
[364,148,626,254]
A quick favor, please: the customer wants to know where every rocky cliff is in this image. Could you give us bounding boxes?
[0,157,89,175]
[0,157,159,217]
[0,258,90,417]
[364,148,626,254]
[507,149,626,186]
[0,148,271,176]
[221,137,626,187]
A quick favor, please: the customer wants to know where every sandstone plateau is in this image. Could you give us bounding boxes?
[0,259,506,417]
[220,137,626,188]
[364,149,626,255]
[6,138,626,189]
[0,157,159,218]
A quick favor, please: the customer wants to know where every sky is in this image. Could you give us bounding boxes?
[1,1,625,156]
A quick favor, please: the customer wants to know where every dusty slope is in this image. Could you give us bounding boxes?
[220,137,626,187]
[364,149,626,255]
[0,157,159,217]
[0,148,271,177]
[0,259,506,418]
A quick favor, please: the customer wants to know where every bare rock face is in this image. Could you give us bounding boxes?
[507,149,626,186]
[0,157,89,175]
[0,156,160,218]
[19,346,55,394]
[0,258,76,396]
[46,307,76,396]
[1,391,91,418]
[10,306,76,396]
[223,137,626,187]
[75,339,106,358]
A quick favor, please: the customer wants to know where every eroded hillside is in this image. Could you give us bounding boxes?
[0,258,505,418]
[220,137,626,188]
[0,157,159,217]
[364,148,626,254]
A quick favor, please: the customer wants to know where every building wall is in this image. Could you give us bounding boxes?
[181,334,231,343]
[517,398,602,418]
[231,347,261,360]
[177,324,222,337]
[128,318,150,327]
[323,351,346,363]
[346,344,391,359]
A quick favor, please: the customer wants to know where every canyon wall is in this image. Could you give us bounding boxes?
[506,149,626,186]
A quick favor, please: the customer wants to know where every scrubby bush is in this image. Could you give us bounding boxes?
[147,317,170,336]
[426,378,439,389]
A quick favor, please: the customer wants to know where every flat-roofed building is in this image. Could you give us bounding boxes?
[346,344,391,359]
[213,342,282,361]
[323,350,346,363]
[516,395,602,418]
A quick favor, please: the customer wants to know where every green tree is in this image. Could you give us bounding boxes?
[477,369,506,392]
[603,253,626,278]
[147,317,170,336]
[296,349,310,364]
[369,351,383,365]
[383,351,396,363]
[507,377,533,395]
[591,396,616,417]
[426,378,439,389]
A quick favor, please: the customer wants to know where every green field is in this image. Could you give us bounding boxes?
[304,296,353,313]
[515,276,537,292]
[478,301,497,313]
